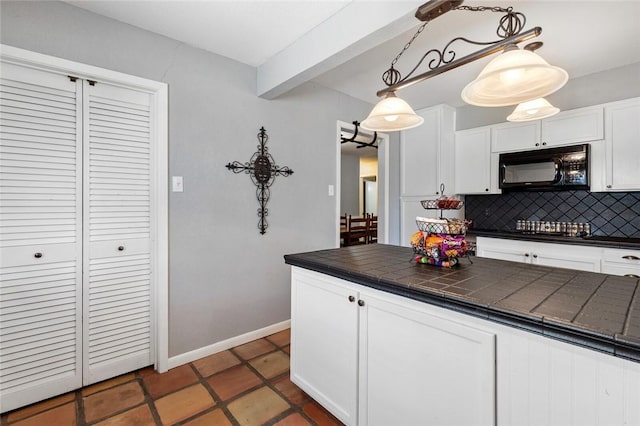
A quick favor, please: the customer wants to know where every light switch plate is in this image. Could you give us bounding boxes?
[172,176,184,192]
[328,185,334,196]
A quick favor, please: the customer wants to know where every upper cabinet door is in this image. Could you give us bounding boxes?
[604,98,640,191]
[492,106,604,153]
[400,105,456,197]
[491,121,540,153]
[541,107,603,146]
[455,127,495,194]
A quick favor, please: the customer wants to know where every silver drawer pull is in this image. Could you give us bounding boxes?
[622,255,639,261]
[34,252,43,258]
[118,246,125,251]
[624,274,639,278]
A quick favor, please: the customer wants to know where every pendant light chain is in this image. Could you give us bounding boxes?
[455,5,525,39]
[383,21,428,87]
[383,5,524,87]
[390,22,428,69]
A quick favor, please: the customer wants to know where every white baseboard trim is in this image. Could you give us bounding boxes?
[167,319,291,370]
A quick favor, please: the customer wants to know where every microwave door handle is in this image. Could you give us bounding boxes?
[553,159,563,184]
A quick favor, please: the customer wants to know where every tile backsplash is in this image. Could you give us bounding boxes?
[465,191,640,238]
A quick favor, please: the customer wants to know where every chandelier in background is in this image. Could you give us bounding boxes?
[361,0,568,132]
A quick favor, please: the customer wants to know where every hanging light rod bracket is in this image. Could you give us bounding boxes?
[376,26,541,97]
[415,0,464,22]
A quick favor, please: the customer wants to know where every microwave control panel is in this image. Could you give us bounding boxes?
[563,154,587,185]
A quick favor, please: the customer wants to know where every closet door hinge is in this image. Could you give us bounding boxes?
[67,76,97,86]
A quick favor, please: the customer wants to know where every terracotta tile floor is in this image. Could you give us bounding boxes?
[1,329,344,426]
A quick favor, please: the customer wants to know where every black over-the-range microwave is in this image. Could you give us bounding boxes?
[499,144,589,191]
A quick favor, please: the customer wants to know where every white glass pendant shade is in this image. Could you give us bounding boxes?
[361,93,424,132]
[461,47,568,107]
[507,97,560,122]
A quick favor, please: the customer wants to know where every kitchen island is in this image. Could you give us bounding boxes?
[285,244,640,426]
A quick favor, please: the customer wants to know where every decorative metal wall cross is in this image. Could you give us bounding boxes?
[226,127,293,235]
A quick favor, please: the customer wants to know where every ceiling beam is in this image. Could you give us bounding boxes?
[257,1,423,100]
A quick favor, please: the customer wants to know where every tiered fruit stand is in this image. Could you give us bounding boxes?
[410,186,470,267]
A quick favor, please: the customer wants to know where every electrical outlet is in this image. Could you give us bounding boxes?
[328,185,335,196]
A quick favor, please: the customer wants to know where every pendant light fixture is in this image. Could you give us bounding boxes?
[507,97,560,122]
[462,44,568,107]
[361,92,424,131]
[363,0,568,131]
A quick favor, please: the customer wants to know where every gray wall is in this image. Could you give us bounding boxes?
[0,1,373,357]
[340,154,360,216]
[456,62,640,130]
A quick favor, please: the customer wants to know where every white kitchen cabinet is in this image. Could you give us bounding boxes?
[290,267,496,426]
[495,319,640,426]
[491,106,603,153]
[400,104,455,197]
[601,247,640,278]
[358,288,495,426]
[603,97,640,191]
[454,126,500,194]
[290,268,359,425]
[476,237,602,272]
[291,266,640,426]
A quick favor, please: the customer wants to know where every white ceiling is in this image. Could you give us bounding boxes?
[65,0,640,112]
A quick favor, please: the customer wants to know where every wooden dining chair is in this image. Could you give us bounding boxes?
[368,214,378,244]
[347,215,368,246]
[340,214,349,247]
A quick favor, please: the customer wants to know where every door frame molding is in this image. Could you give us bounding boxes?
[335,121,389,246]
[0,44,170,373]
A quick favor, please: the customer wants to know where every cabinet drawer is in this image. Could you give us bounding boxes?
[602,248,640,263]
[601,262,640,278]
[601,248,640,277]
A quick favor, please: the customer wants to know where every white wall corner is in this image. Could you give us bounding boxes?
[257,1,423,99]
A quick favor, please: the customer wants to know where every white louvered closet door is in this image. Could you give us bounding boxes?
[0,63,83,411]
[83,81,153,385]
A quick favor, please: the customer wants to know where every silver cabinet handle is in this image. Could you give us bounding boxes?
[348,295,355,303]
[34,252,43,258]
[606,185,612,189]
[358,299,365,307]
[524,253,530,257]
[533,254,538,259]
[624,274,639,278]
[118,246,125,251]
[622,255,639,260]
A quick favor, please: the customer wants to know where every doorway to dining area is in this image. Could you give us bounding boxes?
[336,121,388,247]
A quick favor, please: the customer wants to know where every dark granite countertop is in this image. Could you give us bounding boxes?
[468,229,640,250]
[284,244,640,362]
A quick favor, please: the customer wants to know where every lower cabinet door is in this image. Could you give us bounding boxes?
[358,290,496,426]
[290,267,359,425]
